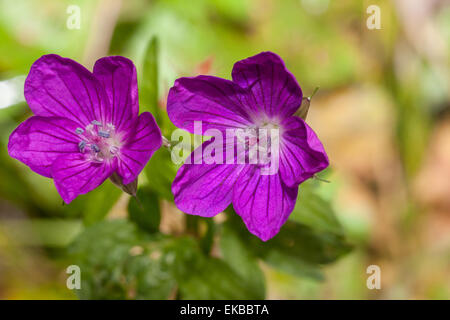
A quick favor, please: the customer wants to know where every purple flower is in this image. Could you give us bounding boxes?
[8,55,162,203]
[167,52,329,241]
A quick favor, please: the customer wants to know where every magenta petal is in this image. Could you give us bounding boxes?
[232,166,298,241]
[52,154,115,203]
[279,116,329,186]
[167,75,253,134]
[117,112,162,185]
[24,54,110,126]
[93,56,139,130]
[231,51,302,120]
[8,116,80,178]
[172,140,244,217]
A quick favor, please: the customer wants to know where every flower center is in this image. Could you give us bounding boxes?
[236,122,280,165]
[76,120,121,163]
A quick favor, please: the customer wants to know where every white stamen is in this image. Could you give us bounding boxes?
[98,130,110,138]
[78,141,86,152]
[91,144,100,153]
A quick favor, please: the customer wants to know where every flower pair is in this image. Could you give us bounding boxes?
[8,52,328,241]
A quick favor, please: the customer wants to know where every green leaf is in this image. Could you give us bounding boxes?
[291,180,344,235]
[199,218,215,255]
[144,148,177,201]
[69,220,175,300]
[71,181,122,226]
[159,236,262,299]
[177,257,260,300]
[124,254,175,300]
[71,223,249,300]
[159,236,204,280]
[261,249,324,281]
[220,223,266,299]
[138,36,177,137]
[260,221,351,278]
[128,187,160,233]
[226,210,351,281]
[70,220,268,299]
[140,36,159,121]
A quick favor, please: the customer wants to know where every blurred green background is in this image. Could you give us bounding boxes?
[0,0,449,299]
